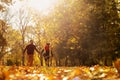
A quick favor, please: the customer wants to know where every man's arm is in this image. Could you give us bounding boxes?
[35,46,40,54]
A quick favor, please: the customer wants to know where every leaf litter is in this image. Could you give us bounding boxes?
[0,65,120,80]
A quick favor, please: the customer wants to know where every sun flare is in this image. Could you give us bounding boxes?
[28,0,58,15]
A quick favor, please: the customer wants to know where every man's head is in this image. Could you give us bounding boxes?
[30,40,33,44]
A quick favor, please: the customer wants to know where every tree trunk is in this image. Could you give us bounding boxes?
[21,34,25,66]
[40,55,43,66]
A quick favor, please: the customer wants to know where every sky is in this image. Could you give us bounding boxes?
[0,0,59,29]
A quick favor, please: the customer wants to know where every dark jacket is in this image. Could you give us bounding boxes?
[24,44,38,54]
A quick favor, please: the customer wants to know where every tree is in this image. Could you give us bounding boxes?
[0,1,9,64]
[79,0,120,66]
[0,21,7,60]
[9,1,33,65]
[0,0,33,65]
[51,0,120,66]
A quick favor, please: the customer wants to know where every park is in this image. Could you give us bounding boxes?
[0,0,120,80]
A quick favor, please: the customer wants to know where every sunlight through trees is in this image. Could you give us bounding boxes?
[0,0,120,67]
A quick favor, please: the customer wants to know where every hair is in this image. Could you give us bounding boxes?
[46,43,50,45]
[30,40,33,43]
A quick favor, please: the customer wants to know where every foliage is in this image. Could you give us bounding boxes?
[6,59,13,66]
[0,0,119,66]
[0,20,7,59]
[0,65,119,80]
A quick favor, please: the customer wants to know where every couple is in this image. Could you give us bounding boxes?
[23,40,51,66]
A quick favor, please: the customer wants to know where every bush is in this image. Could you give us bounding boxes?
[7,59,13,66]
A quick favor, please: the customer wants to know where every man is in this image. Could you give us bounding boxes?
[23,40,40,66]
